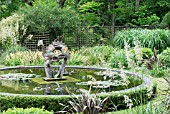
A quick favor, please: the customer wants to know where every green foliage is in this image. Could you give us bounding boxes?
[160,11,170,28]
[67,53,85,65]
[3,107,53,114]
[110,101,169,114]
[0,44,27,65]
[140,48,154,59]
[0,0,24,20]
[113,29,170,51]
[109,49,127,68]
[0,95,72,112]
[80,13,101,26]
[131,14,160,25]
[150,66,169,77]
[158,47,170,67]
[79,1,103,13]
[131,4,160,26]
[19,0,80,33]
[0,46,154,69]
[1,44,27,56]
[0,50,44,66]
[0,46,113,67]
[78,0,92,5]
[78,0,109,26]
[115,0,135,26]
[77,46,113,66]
[130,48,153,60]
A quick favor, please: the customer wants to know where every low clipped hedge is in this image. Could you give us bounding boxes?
[0,83,156,112]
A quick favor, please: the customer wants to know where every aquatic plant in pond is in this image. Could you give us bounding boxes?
[0,73,40,80]
[0,67,142,95]
[77,70,131,89]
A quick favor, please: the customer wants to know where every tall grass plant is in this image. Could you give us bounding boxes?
[113,29,170,52]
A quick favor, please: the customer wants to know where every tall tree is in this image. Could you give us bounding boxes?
[0,0,25,20]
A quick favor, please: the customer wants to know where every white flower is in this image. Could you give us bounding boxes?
[124,95,133,109]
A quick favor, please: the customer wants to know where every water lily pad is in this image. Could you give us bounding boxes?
[0,73,40,80]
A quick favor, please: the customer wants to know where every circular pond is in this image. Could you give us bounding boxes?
[0,66,145,95]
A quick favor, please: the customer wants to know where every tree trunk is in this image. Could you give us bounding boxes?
[110,0,115,38]
[59,0,66,8]
[75,0,80,7]
[111,14,115,38]
[25,0,33,6]
[135,0,141,10]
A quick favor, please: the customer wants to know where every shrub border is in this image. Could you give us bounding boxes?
[0,66,156,112]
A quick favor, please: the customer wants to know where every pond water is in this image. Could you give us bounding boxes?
[0,68,142,95]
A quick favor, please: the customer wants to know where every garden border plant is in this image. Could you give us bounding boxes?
[0,66,156,112]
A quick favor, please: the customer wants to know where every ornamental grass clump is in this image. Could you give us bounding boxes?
[67,50,86,65]
[2,51,44,66]
[75,46,113,66]
[113,29,170,51]
[109,49,127,68]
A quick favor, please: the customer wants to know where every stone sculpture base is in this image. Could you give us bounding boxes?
[32,76,80,84]
[43,78,67,81]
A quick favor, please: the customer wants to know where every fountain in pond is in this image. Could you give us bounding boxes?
[0,39,148,95]
[38,39,71,81]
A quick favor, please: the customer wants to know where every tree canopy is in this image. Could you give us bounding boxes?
[0,0,169,27]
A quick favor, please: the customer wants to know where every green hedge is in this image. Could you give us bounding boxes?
[0,95,72,112]
[0,83,156,112]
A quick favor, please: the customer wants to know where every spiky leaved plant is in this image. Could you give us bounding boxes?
[68,88,108,114]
